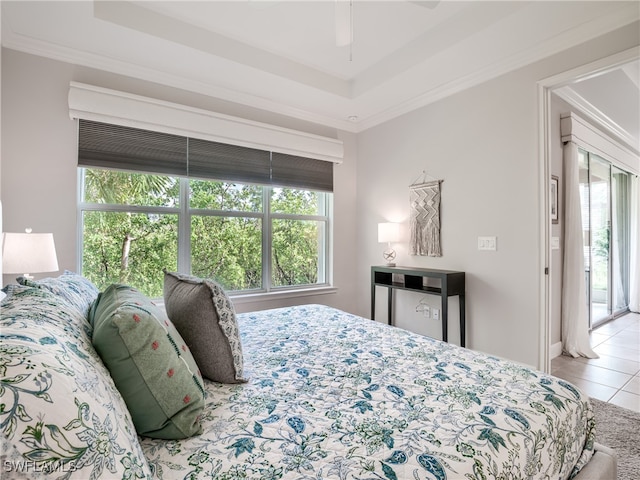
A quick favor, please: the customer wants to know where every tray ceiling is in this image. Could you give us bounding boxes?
[2,1,638,136]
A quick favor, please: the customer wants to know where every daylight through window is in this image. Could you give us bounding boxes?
[79,170,331,297]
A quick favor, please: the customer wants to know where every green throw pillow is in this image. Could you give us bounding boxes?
[90,284,206,439]
[163,270,247,384]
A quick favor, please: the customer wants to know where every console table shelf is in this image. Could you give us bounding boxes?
[371,265,466,347]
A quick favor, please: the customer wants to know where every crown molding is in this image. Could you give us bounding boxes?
[561,112,639,174]
[555,86,638,155]
[354,4,640,132]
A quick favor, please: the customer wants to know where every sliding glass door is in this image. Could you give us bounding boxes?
[579,149,631,328]
[612,165,631,314]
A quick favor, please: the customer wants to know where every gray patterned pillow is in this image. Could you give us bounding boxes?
[163,270,247,384]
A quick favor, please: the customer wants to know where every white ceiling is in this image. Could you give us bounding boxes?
[2,1,639,138]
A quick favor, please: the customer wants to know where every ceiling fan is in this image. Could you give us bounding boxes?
[335,0,440,49]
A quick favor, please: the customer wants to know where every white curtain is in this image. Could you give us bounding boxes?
[630,175,640,313]
[561,142,598,358]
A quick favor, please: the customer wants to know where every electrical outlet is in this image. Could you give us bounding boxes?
[432,308,440,320]
[478,236,497,251]
[422,306,431,318]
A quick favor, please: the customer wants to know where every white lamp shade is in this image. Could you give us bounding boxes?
[2,232,59,275]
[378,222,400,243]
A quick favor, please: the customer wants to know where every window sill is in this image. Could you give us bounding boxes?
[230,286,338,306]
[153,286,337,310]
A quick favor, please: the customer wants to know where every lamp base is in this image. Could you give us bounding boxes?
[382,248,396,267]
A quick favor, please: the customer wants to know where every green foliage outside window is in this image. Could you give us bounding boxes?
[271,188,322,287]
[83,169,179,207]
[191,216,262,291]
[189,179,262,211]
[272,219,321,287]
[80,169,328,298]
[592,227,610,291]
[82,211,178,297]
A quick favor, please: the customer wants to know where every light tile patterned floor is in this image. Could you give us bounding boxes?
[551,312,640,413]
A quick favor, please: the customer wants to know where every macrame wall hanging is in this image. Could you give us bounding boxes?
[409,172,443,257]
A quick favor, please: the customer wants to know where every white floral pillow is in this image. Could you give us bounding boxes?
[0,285,152,479]
[17,270,100,318]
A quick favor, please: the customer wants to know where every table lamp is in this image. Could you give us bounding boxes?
[378,222,399,267]
[2,229,59,280]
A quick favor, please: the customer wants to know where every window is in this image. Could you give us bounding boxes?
[79,170,331,297]
[80,169,180,296]
[77,120,333,298]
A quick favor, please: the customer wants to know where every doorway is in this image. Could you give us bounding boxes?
[537,47,639,373]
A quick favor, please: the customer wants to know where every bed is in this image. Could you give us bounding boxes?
[139,304,602,479]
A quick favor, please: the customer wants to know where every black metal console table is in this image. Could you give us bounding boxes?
[371,265,466,347]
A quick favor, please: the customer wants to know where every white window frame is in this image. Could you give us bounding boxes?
[77,169,335,302]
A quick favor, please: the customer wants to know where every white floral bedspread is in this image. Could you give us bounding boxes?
[140,304,595,480]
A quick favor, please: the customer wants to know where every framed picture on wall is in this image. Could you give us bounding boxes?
[550,175,559,224]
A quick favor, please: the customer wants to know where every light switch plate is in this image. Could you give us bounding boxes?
[551,237,560,250]
[478,236,497,251]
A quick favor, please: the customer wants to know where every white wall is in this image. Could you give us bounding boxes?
[0,48,358,314]
[354,21,640,368]
[356,70,540,364]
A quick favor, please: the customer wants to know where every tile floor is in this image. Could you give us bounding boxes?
[551,311,640,413]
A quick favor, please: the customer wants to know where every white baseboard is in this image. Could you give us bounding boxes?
[550,342,563,359]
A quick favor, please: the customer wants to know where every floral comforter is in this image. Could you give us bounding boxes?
[140,304,594,480]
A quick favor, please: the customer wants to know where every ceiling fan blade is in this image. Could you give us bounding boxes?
[335,0,352,47]
[408,1,440,9]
